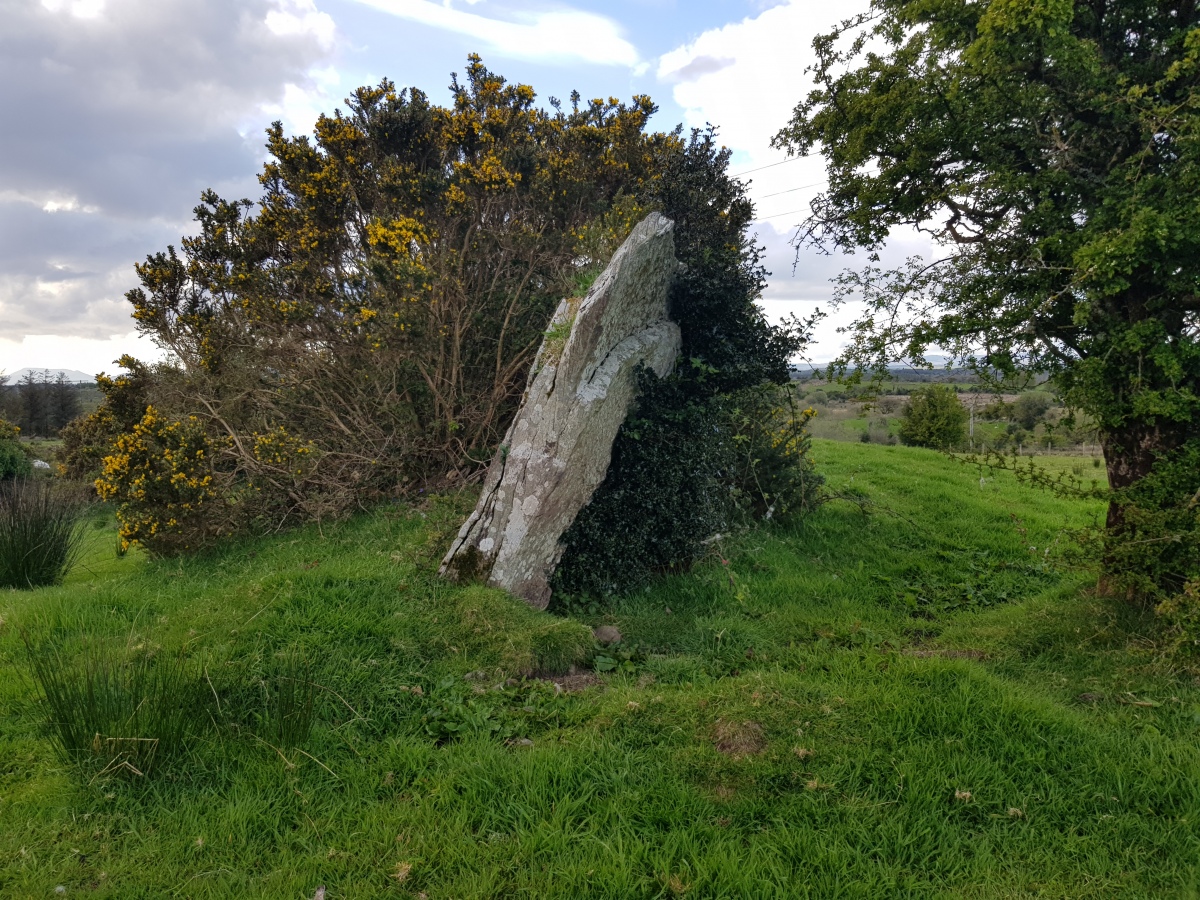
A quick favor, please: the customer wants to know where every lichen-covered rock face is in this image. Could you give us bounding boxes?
[440,212,682,608]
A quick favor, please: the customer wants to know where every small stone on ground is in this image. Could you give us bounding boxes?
[593,625,622,645]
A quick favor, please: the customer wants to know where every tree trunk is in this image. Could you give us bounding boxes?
[1100,423,1169,526]
[1101,418,1191,496]
[1099,419,1186,599]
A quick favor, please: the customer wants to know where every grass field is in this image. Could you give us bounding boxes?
[1,441,1197,898]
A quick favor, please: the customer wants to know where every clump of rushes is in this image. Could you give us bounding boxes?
[259,648,317,751]
[0,478,86,589]
[22,635,211,777]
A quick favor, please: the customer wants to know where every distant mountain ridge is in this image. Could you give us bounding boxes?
[3,367,96,384]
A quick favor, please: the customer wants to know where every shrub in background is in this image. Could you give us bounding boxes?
[74,62,818,567]
[1013,391,1054,430]
[1158,578,1200,661]
[554,382,821,599]
[1089,440,1200,653]
[95,408,231,555]
[0,479,86,589]
[898,384,968,449]
[0,418,31,481]
[864,417,896,445]
[59,356,153,486]
[80,58,672,553]
[725,384,821,522]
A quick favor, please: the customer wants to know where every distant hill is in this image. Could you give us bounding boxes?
[3,368,96,384]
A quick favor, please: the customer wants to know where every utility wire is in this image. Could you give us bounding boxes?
[729,156,804,177]
[754,180,826,200]
[758,207,809,221]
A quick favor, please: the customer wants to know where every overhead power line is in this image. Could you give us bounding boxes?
[729,156,804,177]
[758,207,808,221]
[754,180,826,200]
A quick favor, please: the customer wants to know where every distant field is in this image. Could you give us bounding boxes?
[1,441,1195,898]
[805,399,1101,451]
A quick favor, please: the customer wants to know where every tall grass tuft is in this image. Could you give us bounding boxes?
[260,648,316,750]
[23,634,211,777]
[0,478,86,589]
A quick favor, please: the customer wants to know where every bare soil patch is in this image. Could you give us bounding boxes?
[537,672,603,693]
[902,648,988,660]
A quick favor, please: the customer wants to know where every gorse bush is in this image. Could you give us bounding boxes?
[96,408,226,554]
[77,57,677,554]
[0,479,86,589]
[0,417,31,481]
[73,59,816,570]
[725,385,821,522]
[59,357,153,487]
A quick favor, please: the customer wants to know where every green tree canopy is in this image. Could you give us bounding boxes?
[1013,391,1053,430]
[899,384,968,449]
[775,0,1200,597]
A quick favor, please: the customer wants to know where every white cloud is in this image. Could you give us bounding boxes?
[0,332,163,378]
[657,1,863,208]
[0,0,342,351]
[266,0,337,49]
[256,65,344,139]
[40,0,105,19]
[350,0,639,67]
[657,0,931,360]
[257,5,346,143]
[41,198,100,214]
[0,190,99,214]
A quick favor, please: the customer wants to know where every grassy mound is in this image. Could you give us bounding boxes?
[1,442,1197,898]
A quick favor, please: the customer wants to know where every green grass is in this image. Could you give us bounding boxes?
[1,442,1197,898]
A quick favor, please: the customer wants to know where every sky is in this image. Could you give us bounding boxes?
[0,0,929,377]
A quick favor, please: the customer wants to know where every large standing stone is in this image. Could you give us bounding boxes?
[440,213,682,608]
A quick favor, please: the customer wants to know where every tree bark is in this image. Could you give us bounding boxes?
[1098,419,1187,599]
[1101,419,1186,513]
